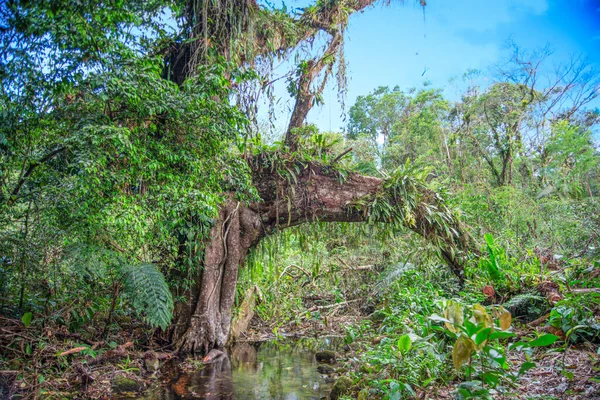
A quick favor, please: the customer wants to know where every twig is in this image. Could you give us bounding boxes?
[333,147,353,163]
[569,288,600,294]
[308,299,360,311]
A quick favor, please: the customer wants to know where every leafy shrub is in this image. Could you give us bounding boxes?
[549,293,600,343]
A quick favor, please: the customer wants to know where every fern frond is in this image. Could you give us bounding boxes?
[122,264,174,329]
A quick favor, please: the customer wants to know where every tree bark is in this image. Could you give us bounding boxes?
[169,158,476,354]
[169,199,263,354]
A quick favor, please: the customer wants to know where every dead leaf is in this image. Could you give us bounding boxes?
[453,335,476,370]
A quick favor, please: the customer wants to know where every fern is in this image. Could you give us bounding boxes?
[503,293,548,321]
[122,264,174,329]
[483,233,505,282]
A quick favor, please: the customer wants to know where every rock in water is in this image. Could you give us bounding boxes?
[315,350,336,364]
[143,351,160,372]
[145,357,160,372]
[112,376,145,394]
[202,349,224,364]
[330,376,352,400]
[317,364,336,374]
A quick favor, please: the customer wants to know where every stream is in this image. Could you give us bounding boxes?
[134,337,342,400]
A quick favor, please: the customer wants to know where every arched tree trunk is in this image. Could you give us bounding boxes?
[165,0,461,355]
[169,159,476,353]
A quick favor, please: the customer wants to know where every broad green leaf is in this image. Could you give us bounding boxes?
[397,334,412,354]
[452,335,476,370]
[509,341,528,351]
[22,312,33,328]
[518,361,536,376]
[463,320,480,336]
[489,331,515,340]
[474,327,492,348]
[528,334,559,347]
[482,371,499,387]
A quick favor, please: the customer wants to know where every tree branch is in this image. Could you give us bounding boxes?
[6,146,66,206]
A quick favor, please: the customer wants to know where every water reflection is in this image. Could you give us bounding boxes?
[140,338,339,400]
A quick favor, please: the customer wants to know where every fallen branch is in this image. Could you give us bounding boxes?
[336,257,374,272]
[54,331,95,346]
[307,299,360,311]
[87,342,133,366]
[279,264,311,280]
[333,147,353,163]
[570,288,600,294]
[58,347,88,357]
[528,313,550,327]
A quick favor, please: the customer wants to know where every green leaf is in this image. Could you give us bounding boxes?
[22,312,33,328]
[482,371,499,387]
[475,327,492,347]
[528,334,559,347]
[562,370,574,380]
[518,361,536,376]
[489,331,515,340]
[397,334,412,354]
[463,320,480,336]
[429,314,452,324]
[122,264,174,329]
[509,341,528,351]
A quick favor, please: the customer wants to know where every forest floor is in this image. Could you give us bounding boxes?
[1,303,599,399]
[1,263,599,399]
[242,308,600,399]
[237,264,600,400]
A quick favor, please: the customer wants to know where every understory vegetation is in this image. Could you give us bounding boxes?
[1,0,599,399]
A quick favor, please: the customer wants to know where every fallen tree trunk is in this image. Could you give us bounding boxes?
[168,157,476,354]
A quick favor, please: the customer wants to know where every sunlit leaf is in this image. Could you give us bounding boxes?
[472,304,493,329]
[397,334,412,354]
[494,306,512,330]
[444,300,464,333]
[429,314,452,324]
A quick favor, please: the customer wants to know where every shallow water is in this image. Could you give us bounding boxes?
[137,337,341,400]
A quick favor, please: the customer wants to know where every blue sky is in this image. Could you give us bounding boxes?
[260,0,600,134]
